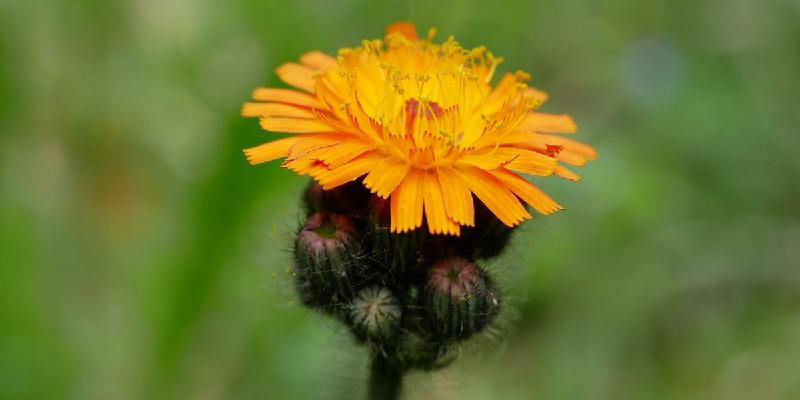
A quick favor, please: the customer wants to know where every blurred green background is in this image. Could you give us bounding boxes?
[1,0,799,398]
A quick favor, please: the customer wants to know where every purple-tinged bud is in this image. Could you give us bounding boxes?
[294,212,360,315]
[297,213,356,259]
[426,257,500,340]
[350,287,401,340]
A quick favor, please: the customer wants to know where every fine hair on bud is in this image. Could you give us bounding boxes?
[425,257,501,340]
[350,286,402,341]
[294,211,362,318]
[292,180,506,375]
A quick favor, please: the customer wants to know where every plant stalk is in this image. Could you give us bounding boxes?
[368,353,403,400]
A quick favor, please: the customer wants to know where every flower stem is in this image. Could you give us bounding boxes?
[368,353,403,400]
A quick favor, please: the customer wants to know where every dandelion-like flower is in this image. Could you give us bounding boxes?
[243,22,596,235]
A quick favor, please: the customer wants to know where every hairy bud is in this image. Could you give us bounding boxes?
[350,287,401,340]
[426,257,500,340]
[294,212,359,315]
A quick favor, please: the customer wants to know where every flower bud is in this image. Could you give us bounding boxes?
[425,257,500,340]
[294,212,360,315]
[350,287,401,340]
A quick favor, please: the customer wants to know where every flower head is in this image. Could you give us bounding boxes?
[243,22,596,236]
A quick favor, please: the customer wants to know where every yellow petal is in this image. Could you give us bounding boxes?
[276,63,317,93]
[300,51,338,71]
[390,169,424,233]
[436,167,474,226]
[251,88,320,108]
[243,136,302,165]
[454,165,531,227]
[259,116,334,133]
[420,171,460,235]
[489,169,563,215]
[241,102,316,119]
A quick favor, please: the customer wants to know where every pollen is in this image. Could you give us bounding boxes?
[242,23,596,236]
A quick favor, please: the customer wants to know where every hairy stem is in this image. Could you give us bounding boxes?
[368,353,403,400]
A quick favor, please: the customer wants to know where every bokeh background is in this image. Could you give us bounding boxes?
[2,0,799,398]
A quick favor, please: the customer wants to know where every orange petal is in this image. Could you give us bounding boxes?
[460,147,557,175]
[525,87,550,104]
[535,134,597,160]
[436,167,474,226]
[501,150,558,176]
[518,113,578,134]
[315,152,383,190]
[241,102,316,119]
[471,130,532,148]
[459,147,521,170]
[489,169,563,215]
[259,116,334,134]
[243,136,302,165]
[286,133,355,160]
[554,165,581,181]
[283,156,330,177]
[552,150,588,167]
[420,171,460,235]
[454,165,531,227]
[363,157,410,198]
[251,88,320,108]
[315,141,375,169]
[476,131,594,167]
[276,62,317,93]
[386,22,418,41]
[390,169,424,233]
[300,51,338,71]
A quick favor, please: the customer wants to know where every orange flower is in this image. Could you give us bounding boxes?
[243,22,596,236]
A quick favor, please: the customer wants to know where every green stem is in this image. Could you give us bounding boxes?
[368,353,403,400]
